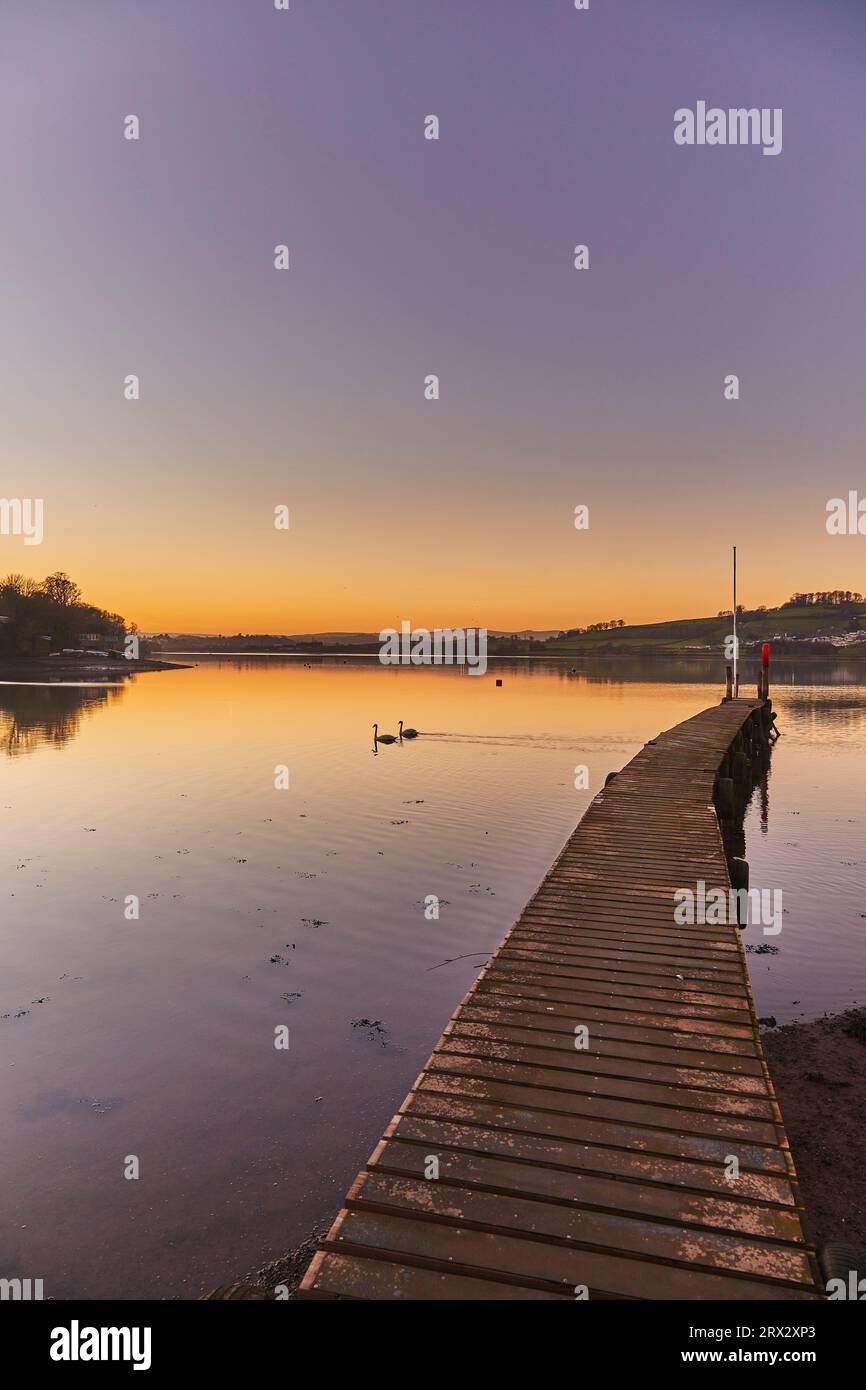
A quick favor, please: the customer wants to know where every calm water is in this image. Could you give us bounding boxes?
[2,659,865,1299]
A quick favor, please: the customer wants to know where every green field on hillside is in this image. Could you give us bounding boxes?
[539,604,866,656]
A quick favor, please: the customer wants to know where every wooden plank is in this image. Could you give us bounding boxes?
[413,1073,781,1145]
[424,1051,777,1120]
[400,1091,787,1172]
[439,1019,765,1076]
[298,700,822,1301]
[388,1114,796,1204]
[324,1209,816,1301]
[350,1172,815,1284]
[456,1000,762,1058]
[301,1249,573,1300]
[370,1137,805,1240]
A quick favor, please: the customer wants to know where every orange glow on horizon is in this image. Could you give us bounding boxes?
[6,484,861,635]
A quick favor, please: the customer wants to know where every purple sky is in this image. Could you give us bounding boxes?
[1,0,864,630]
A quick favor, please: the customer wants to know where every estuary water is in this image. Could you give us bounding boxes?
[2,657,865,1298]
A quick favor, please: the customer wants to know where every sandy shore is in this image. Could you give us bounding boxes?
[761,1009,866,1253]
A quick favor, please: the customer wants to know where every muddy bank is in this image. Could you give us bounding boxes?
[0,656,191,679]
[763,1008,866,1251]
[201,1228,328,1301]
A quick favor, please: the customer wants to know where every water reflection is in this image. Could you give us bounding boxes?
[718,719,774,865]
[757,768,770,833]
[779,694,866,739]
[0,682,126,757]
[553,656,866,688]
[3,658,866,1299]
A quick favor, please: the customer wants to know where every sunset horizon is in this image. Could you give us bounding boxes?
[5,555,866,636]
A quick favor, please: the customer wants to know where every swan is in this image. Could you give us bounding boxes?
[373,723,397,744]
[399,720,418,739]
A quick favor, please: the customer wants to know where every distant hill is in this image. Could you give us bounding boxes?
[151,632,381,651]
[489,629,563,642]
[539,600,866,657]
[150,602,866,660]
[152,628,560,651]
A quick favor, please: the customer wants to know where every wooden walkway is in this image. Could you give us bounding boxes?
[299,699,822,1301]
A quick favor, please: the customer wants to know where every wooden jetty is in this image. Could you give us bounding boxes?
[299,697,822,1301]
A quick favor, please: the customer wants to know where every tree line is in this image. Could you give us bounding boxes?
[556,618,626,638]
[783,591,864,607]
[0,572,134,648]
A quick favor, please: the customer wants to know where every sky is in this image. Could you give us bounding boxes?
[1,0,864,633]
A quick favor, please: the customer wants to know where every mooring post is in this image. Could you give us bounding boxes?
[761,698,772,735]
[716,775,735,819]
[761,642,770,702]
[730,856,750,927]
[725,666,733,701]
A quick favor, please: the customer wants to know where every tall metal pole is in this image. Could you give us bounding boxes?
[732,545,738,696]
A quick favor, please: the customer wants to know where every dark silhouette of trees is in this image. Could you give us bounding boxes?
[783,590,864,608]
[42,572,82,608]
[586,618,626,632]
[0,572,132,652]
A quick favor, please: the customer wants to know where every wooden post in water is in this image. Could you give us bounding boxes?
[762,642,770,701]
[725,666,733,701]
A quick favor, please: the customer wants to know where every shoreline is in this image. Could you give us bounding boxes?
[0,656,191,680]
[152,647,866,664]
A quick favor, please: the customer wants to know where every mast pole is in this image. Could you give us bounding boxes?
[733,545,738,696]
